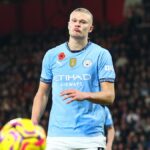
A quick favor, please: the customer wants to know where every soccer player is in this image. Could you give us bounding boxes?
[104,106,115,150]
[31,8,116,150]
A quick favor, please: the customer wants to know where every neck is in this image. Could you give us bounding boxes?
[68,37,88,51]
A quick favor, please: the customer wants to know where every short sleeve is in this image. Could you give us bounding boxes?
[98,50,116,83]
[40,51,52,83]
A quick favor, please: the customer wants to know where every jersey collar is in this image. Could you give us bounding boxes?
[65,41,91,53]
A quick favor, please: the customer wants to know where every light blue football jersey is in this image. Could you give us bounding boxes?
[40,42,116,137]
[104,106,113,127]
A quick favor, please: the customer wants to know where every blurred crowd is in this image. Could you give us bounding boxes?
[0,5,150,150]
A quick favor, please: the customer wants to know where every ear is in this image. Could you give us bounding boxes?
[89,25,94,33]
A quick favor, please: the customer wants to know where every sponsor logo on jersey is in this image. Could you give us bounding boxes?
[83,59,92,67]
[70,58,76,67]
[104,65,114,71]
[53,74,91,81]
[53,74,91,87]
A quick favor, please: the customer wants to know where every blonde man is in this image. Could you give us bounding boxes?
[32,8,116,150]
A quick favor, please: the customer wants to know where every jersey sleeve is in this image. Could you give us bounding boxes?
[40,51,52,83]
[105,107,113,127]
[98,50,116,83]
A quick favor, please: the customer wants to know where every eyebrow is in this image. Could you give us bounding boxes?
[71,18,88,22]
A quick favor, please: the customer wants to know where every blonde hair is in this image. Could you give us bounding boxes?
[71,8,93,24]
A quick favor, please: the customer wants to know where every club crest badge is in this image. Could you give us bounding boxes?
[70,58,76,67]
[83,59,92,67]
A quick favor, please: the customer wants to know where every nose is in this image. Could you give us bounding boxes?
[75,24,80,28]
[75,21,80,27]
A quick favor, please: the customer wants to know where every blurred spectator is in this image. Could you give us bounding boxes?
[124,0,144,18]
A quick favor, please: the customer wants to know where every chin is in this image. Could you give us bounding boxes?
[71,34,84,39]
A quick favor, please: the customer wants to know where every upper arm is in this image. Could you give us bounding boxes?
[98,50,116,83]
[37,81,51,97]
[101,82,115,102]
[40,51,53,84]
[101,82,115,93]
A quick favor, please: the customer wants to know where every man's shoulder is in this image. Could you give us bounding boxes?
[90,42,107,51]
[55,42,67,49]
[90,42,110,54]
[43,42,66,61]
[47,42,66,52]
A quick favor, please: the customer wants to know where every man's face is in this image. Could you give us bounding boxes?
[68,11,93,39]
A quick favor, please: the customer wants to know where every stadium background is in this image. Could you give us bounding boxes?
[0,0,149,149]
